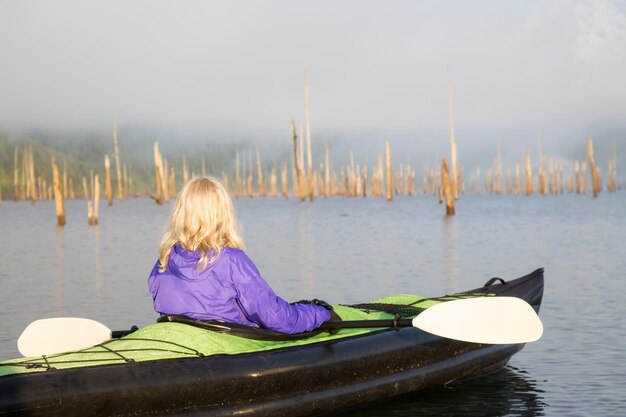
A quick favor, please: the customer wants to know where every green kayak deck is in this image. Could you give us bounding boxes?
[1,293,471,377]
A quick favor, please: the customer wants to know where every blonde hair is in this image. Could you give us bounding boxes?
[158,176,245,272]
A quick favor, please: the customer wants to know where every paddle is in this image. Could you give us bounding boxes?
[17,297,542,357]
[17,318,138,357]
[321,296,543,344]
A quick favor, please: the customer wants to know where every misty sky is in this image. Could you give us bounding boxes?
[1,0,625,151]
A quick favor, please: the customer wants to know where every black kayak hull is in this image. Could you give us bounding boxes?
[0,269,544,417]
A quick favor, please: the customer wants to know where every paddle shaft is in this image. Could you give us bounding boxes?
[319,319,413,330]
[108,321,412,338]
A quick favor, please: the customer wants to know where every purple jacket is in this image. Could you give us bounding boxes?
[148,245,331,334]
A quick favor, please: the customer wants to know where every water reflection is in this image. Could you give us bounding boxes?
[442,215,460,294]
[381,203,398,292]
[296,204,316,296]
[54,225,65,312]
[91,224,102,295]
[329,366,548,417]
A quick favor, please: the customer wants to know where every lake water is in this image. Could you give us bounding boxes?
[1,193,625,416]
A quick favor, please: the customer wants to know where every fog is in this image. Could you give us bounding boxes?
[1,0,625,159]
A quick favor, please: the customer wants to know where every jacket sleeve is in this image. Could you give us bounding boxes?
[232,255,331,334]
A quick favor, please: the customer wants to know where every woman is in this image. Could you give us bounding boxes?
[148,176,334,334]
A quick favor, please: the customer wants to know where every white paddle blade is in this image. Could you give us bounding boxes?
[412,297,543,344]
[18,317,112,357]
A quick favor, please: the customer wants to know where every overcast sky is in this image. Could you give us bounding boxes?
[1,0,625,153]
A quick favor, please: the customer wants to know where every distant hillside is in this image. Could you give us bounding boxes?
[0,127,263,199]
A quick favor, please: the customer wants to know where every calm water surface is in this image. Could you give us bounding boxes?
[1,194,625,416]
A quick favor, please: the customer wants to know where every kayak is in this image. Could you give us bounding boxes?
[0,268,544,417]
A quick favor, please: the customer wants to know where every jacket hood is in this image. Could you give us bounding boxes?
[167,244,222,281]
